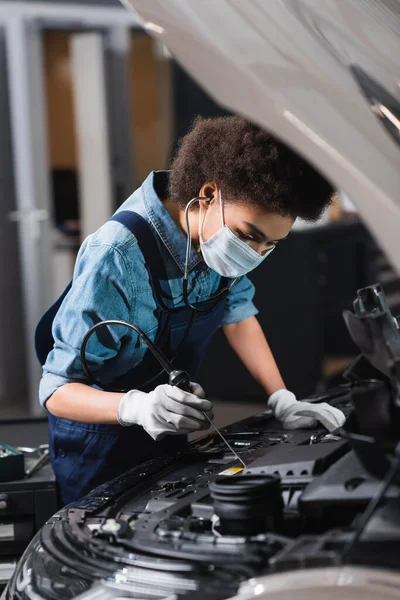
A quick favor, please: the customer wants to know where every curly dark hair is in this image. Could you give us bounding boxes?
[169,115,333,221]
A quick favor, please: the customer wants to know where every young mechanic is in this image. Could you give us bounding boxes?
[37,116,345,504]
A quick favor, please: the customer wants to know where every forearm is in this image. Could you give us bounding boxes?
[223,316,285,396]
[45,383,123,423]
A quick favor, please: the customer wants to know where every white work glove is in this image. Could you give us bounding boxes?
[267,389,345,432]
[117,382,213,440]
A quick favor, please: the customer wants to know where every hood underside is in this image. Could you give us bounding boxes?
[124,0,400,272]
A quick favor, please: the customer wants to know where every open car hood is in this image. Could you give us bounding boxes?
[123,0,400,272]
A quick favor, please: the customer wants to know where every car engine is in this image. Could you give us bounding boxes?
[4,283,400,600]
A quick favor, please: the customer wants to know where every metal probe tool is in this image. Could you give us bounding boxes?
[200,410,247,468]
[168,369,247,468]
[81,320,247,467]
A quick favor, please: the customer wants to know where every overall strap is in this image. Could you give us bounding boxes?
[35,211,172,367]
[110,211,174,308]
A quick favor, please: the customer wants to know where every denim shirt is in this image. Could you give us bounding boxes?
[39,171,258,407]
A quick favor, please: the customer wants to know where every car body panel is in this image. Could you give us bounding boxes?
[124,0,400,272]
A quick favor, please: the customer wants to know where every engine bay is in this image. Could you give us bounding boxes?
[7,391,399,599]
[7,284,400,600]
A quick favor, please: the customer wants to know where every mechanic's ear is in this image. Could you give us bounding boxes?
[199,182,218,211]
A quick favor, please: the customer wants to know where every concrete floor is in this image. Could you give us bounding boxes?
[0,397,265,445]
[212,398,265,428]
[189,397,265,440]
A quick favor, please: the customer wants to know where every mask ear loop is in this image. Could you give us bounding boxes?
[218,188,225,226]
[184,196,211,281]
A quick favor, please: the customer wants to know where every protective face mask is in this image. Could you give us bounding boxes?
[199,191,274,278]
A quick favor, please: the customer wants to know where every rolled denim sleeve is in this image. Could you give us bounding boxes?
[221,275,258,326]
[39,241,136,407]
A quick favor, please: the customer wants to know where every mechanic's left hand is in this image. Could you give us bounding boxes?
[267,389,345,432]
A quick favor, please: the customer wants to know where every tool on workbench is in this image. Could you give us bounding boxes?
[17,444,50,478]
[81,320,247,468]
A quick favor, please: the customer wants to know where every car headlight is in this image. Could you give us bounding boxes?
[3,531,92,600]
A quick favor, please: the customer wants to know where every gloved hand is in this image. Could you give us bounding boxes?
[117,382,213,440]
[267,389,345,432]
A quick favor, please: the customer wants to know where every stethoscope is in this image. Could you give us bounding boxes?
[80,196,240,392]
[78,197,250,463]
[80,318,246,466]
[76,197,262,465]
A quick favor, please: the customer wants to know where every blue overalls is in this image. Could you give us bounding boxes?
[36,211,227,505]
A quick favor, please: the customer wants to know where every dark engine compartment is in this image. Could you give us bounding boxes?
[6,391,400,600]
[6,283,400,599]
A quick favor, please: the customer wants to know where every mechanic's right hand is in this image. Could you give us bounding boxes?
[117,382,214,440]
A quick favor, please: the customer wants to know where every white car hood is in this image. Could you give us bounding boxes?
[124,0,400,272]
